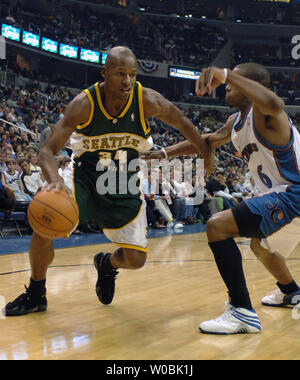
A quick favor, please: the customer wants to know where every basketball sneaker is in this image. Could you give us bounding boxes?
[261,288,300,308]
[94,252,119,305]
[3,286,47,316]
[199,304,262,335]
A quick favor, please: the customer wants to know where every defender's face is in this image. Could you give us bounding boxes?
[102,57,137,101]
[225,68,247,108]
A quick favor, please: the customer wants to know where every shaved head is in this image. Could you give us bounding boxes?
[101,46,138,101]
[235,63,270,88]
[105,46,137,69]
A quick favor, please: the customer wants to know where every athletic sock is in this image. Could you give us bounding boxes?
[208,238,253,310]
[277,280,299,295]
[104,252,119,271]
[28,278,46,295]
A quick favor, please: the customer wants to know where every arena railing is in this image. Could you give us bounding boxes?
[0,117,38,146]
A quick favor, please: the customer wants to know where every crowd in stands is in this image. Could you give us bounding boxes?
[0,0,163,62]
[77,0,300,26]
[0,0,226,65]
[1,0,299,93]
[0,79,74,225]
[154,19,226,67]
[232,43,297,71]
[1,0,300,72]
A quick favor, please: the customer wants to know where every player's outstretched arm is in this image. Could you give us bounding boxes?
[144,114,236,160]
[143,87,214,173]
[38,92,91,186]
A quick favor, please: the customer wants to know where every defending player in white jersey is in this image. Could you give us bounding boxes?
[145,63,300,335]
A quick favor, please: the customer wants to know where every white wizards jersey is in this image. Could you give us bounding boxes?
[231,107,300,194]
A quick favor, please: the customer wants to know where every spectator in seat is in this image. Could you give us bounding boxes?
[206,171,239,209]
[245,176,261,197]
[0,174,15,212]
[0,151,7,173]
[28,152,42,175]
[227,176,244,202]
[19,159,43,198]
[154,168,184,229]
[1,158,31,208]
[39,124,54,149]
[235,175,250,195]
[142,170,166,229]
[16,116,27,132]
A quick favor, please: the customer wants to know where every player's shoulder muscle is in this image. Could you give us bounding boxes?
[63,91,91,127]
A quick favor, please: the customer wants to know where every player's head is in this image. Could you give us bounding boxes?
[225,63,270,108]
[101,46,137,100]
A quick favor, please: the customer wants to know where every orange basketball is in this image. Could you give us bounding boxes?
[28,189,79,239]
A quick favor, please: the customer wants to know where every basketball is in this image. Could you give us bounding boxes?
[28,189,79,239]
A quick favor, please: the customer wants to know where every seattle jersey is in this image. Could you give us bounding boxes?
[68,81,152,230]
[231,107,300,194]
[70,81,153,168]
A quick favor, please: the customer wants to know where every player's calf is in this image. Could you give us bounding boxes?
[123,249,147,269]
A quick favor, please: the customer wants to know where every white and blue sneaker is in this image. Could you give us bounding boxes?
[261,288,300,308]
[199,304,262,335]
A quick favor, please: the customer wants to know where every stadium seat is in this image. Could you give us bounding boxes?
[0,211,28,238]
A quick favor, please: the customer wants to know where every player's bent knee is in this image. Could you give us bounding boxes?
[32,232,53,249]
[206,210,239,242]
[206,215,225,240]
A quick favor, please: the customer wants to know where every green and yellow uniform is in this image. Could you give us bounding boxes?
[69,81,152,251]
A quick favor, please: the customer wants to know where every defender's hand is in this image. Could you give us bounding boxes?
[196,67,227,96]
[141,150,165,160]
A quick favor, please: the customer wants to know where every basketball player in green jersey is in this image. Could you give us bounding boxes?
[4,46,213,316]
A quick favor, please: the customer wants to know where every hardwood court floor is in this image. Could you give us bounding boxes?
[0,232,300,360]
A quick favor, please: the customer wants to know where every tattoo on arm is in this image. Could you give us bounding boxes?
[207,114,236,148]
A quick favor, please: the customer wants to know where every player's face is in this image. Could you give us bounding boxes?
[225,68,247,108]
[102,57,137,101]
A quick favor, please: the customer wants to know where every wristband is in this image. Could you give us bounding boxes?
[222,68,228,84]
[161,148,168,158]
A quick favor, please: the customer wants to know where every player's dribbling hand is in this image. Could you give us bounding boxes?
[43,181,73,197]
[195,67,227,96]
